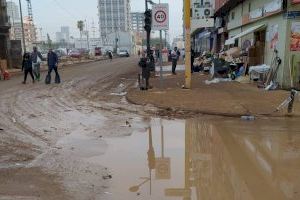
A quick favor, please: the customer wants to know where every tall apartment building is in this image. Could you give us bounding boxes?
[6,0,21,40]
[56,26,70,43]
[131,12,144,33]
[23,16,37,49]
[0,0,11,64]
[98,0,131,43]
[7,1,20,22]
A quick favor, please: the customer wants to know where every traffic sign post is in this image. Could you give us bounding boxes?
[152,3,169,88]
[152,4,169,31]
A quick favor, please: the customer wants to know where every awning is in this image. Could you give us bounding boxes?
[225,24,266,45]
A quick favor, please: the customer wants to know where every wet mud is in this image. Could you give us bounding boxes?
[0,58,299,199]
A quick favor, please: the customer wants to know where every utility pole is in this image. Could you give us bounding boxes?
[19,0,26,53]
[144,0,151,58]
[158,0,163,87]
[184,0,191,89]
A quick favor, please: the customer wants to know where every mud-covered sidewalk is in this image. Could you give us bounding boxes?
[127,71,300,118]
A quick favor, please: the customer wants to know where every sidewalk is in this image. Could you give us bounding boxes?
[127,68,300,118]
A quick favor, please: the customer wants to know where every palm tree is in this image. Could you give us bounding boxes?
[77,20,85,49]
[77,21,85,38]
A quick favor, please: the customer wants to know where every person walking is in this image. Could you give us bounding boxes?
[171,47,179,75]
[22,52,35,84]
[46,49,60,84]
[191,48,195,73]
[138,53,150,90]
[31,46,43,81]
[108,51,113,61]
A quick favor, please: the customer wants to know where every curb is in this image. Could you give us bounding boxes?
[126,90,300,119]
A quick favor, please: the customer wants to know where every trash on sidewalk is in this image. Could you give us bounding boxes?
[265,81,278,91]
[249,64,270,81]
[102,175,112,180]
[0,59,10,80]
[110,92,127,96]
[276,96,293,112]
[241,115,255,121]
[11,117,16,123]
[205,78,232,85]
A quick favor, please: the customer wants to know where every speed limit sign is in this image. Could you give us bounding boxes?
[152,4,169,30]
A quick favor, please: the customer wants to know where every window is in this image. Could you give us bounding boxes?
[231,11,235,20]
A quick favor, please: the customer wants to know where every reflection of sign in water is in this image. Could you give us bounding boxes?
[155,157,170,180]
[165,188,191,197]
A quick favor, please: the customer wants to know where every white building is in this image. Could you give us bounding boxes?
[75,38,102,50]
[172,37,185,49]
[56,26,70,43]
[6,0,20,23]
[97,0,131,46]
[131,12,144,33]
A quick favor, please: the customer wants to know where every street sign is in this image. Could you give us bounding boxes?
[155,157,170,180]
[152,4,169,31]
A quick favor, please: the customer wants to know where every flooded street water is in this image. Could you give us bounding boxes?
[92,117,300,200]
[1,59,300,200]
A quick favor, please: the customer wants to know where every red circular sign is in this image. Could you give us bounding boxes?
[155,10,167,23]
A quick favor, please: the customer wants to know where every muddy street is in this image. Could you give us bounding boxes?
[0,57,300,200]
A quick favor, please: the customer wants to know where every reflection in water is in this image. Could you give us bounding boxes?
[99,118,300,200]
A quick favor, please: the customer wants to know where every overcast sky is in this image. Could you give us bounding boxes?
[12,0,183,41]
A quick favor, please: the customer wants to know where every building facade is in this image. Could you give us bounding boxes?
[6,0,22,41]
[56,26,70,43]
[131,12,144,33]
[6,1,20,22]
[98,0,131,46]
[0,0,11,66]
[215,0,300,89]
[23,16,37,49]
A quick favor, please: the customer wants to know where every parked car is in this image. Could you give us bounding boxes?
[118,50,130,57]
[68,49,82,58]
[95,47,102,56]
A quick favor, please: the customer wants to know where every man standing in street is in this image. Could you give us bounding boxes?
[46,49,60,84]
[31,47,43,81]
[171,47,179,75]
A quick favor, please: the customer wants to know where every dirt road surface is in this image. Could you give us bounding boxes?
[0,57,153,200]
[1,57,300,200]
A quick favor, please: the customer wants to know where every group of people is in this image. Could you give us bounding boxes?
[138,46,181,90]
[22,47,60,84]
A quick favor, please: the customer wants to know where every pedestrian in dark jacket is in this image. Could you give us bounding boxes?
[22,52,35,84]
[47,49,61,84]
[171,47,179,75]
[138,53,150,90]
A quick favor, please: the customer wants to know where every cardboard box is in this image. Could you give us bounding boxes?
[0,59,8,72]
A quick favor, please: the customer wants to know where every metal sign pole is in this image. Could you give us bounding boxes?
[159,0,163,88]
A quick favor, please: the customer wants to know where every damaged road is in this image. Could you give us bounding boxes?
[0,57,156,199]
[1,57,300,200]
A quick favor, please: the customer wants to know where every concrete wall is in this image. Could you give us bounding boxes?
[282,2,300,88]
[226,0,300,88]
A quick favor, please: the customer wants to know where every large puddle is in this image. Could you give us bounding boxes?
[91,117,300,200]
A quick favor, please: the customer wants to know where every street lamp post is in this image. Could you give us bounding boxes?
[18,0,26,53]
[145,0,151,58]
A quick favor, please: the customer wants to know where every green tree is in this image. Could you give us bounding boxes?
[77,20,85,40]
[47,33,52,48]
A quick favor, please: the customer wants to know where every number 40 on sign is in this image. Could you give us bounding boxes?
[152,4,169,31]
